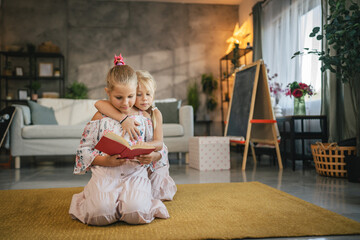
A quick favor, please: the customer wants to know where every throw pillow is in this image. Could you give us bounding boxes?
[27,101,58,125]
[155,100,181,123]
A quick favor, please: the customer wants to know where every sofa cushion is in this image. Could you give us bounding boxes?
[27,101,58,125]
[155,100,181,124]
[13,104,31,125]
[22,124,85,139]
[37,98,98,126]
[162,124,184,137]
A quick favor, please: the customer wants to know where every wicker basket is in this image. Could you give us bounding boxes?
[311,142,357,178]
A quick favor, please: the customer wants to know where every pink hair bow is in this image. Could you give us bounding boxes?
[114,53,125,66]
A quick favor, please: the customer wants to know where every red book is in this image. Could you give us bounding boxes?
[94,132,155,159]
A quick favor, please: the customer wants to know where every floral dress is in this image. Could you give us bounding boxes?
[144,110,177,201]
[69,113,169,226]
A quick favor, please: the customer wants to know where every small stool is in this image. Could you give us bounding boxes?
[189,137,230,171]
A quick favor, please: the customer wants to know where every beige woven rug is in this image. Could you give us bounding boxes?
[1,182,359,239]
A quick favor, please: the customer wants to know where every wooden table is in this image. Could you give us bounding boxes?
[277,115,328,171]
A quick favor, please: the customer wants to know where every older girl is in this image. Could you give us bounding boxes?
[69,54,169,225]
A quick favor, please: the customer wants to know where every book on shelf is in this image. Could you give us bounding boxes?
[94,132,155,159]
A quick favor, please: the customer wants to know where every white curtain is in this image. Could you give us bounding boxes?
[261,0,321,115]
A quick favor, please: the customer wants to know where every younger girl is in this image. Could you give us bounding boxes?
[95,70,177,201]
[69,57,169,226]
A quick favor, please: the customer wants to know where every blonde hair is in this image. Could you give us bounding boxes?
[136,70,156,96]
[136,70,157,128]
[106,65,137,90]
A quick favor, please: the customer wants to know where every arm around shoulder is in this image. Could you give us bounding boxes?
[91,111,103,121]
[94,100,126,122]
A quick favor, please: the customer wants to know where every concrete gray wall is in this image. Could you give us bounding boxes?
[1,0,238,123]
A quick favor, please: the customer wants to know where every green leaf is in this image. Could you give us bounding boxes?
[66,82,88,99]
[336,1,341,10]
[299,0,360,87]
[312,27,320,34]
[350,4,359,11]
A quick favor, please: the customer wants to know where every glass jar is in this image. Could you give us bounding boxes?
[293,95,306,115]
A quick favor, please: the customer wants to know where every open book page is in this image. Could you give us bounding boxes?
[94,132,155,159]
[103,132,130,148]
[103,132,154,150]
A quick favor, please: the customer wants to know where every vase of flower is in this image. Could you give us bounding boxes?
[272,96,283,117]
[286,81,315,116]
[267,67,284,117]
[293,95,306,115]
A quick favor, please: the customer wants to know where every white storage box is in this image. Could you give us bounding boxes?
[189,137,230,171]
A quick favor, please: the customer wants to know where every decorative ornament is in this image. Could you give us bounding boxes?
[114,54,125,66]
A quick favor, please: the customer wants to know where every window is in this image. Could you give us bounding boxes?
[299,5,322,97]
[261,0,322,114]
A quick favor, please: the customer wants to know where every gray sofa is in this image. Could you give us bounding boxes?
[10,98,193,168]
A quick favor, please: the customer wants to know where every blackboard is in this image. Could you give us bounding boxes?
[225,62,259,137]
[224,60,282,170]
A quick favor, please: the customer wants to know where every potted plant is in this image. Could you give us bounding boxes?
[187,81,200,121]
[266,67,285,117]
[27,81,41,100]
[293,0,360,181]
[201,73,218,119]
[285,81,315,115]
[292,0,360,157]
[65,82,88,99]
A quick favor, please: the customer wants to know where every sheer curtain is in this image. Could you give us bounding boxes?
[261,0,321,115]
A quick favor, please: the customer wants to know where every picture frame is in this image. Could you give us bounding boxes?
[39,63,53,77]
[15,66,24,76]
[18,89,29,100]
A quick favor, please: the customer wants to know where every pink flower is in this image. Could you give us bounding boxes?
[285,89,292,96]
[286,81,315,98]
[266,68,286,99]
[292,89,303,98]
[299,83,308,90]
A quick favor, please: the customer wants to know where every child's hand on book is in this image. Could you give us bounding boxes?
[105,154,127,167]
[135,152,161,165]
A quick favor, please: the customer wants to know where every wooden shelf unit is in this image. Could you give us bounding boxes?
[0,51,65,108]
